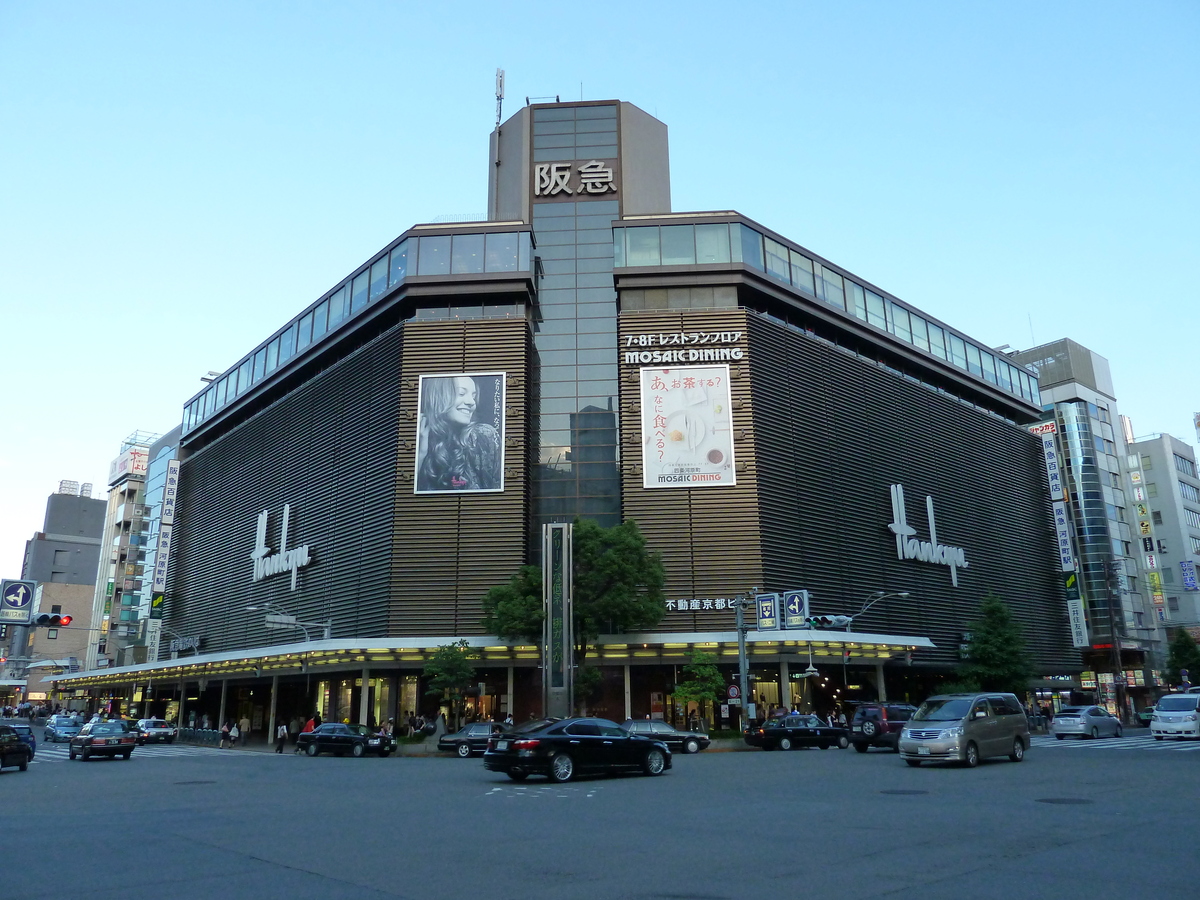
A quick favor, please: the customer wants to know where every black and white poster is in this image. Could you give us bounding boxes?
[415,372,505,493]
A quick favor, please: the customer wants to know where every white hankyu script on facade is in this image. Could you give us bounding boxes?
[533,159,616,197]
[887,483,969,586]
[251,504,313,590]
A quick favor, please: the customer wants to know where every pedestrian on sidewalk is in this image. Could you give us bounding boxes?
[220,721,232,749]
[275,721,288,753]
[239,715,251,747]
[230,722,240,748]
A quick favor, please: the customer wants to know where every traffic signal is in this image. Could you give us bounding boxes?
[805,615,853,628]
[33,614,73,627]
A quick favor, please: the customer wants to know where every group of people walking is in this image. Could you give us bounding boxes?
[218,715,251,749]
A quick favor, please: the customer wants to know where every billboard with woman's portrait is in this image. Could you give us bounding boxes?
[415,372,505,494]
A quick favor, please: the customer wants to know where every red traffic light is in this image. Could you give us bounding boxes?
[33,613,73,627]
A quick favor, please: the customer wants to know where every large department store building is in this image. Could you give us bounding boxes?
[56,100,1080,733]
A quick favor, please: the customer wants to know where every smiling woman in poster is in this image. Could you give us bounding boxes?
[415,373,504,493]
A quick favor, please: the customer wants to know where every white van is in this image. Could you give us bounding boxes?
[1150,694,1200,740]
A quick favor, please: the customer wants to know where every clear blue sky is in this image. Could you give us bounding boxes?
[2,2,1196,576]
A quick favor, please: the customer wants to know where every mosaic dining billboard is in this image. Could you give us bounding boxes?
[415,372,505,493]
[639,365,735,488]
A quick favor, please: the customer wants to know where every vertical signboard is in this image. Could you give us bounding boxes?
[1052,501,1076,571]
[414,373,506,494]
[639,365,736,488]
[1181,560,1199,591]
[1028,421,1065,501]
[543,523,573,718]
[162,459,180,525]
[1063,572,1088,648]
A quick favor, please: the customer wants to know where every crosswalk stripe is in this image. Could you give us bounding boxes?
[1030,735,1200,751]
[32,743,222,763]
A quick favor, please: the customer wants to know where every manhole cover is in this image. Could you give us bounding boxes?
[1035,798,1093,805]
[173,780,217,785]
[880,789,929,795]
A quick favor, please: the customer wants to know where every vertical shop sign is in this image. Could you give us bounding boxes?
[1052,501,1075,571]
[1180,560,1199,591]
[1063,572,1088,648]
[1029,422,1065,501]
[542,523,573,718]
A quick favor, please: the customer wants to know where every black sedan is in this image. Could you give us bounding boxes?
[297,723,395,757]
[0,723,33,772]
[621,719,710,753]
[438,722,508,757]
[484,717,672,783]
[69,721,137,760]
[743,714,850,751]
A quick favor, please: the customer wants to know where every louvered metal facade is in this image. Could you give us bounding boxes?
[620,306,1072,672]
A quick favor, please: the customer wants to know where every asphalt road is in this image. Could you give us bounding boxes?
[3,736,1197,900]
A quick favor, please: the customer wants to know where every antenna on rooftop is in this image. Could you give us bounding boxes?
[495,68,505,128]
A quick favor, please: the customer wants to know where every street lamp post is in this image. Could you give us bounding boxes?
[846,591,910,698]
[245,604,331,642]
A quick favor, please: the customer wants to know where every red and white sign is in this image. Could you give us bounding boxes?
[727,685,740,699]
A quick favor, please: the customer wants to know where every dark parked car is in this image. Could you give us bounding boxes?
[134,718,178,745]
[849,703,917,752]
[484,717,671,783]
[743,714,850,751]
[69,721,136,760]
[438,722,508,757]
[622,719,710,754]
[1,720,37,758]
[297,723,395,757]
[43,714,83,743]
[0,723,33,772]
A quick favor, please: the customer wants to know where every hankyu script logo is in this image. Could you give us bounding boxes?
[887,484,969,586]
[251,504,313,590]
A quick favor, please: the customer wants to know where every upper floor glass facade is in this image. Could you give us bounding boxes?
[614,218,1041,407]
[182,228,533,436]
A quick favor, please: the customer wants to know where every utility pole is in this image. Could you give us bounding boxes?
[1105,559,1127,723]
[734,587,759,727]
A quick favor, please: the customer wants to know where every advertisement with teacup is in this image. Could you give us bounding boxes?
[639,364,735,488]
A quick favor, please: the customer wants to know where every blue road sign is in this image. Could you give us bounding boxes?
[1,579,37,625]
[782,590,810,628]
[756,593,779,630]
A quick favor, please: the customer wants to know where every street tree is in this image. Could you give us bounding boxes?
[1166,628,1200,689]
[482,517,666,711]
[423,639,478,730]
[672,651,725,728]
[956,593,1031,697]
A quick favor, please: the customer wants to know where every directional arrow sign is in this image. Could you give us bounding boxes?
[1,579,37,625]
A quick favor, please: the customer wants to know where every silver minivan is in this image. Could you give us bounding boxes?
[1150,694,1200,740]
[899,692,1030,767]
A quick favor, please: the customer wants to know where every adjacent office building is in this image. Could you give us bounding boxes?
[1124,433,1200,627]
[56,100,1080,729]
[1012,339,1161,714]
[0,481,105,705]
[83,432,159,670]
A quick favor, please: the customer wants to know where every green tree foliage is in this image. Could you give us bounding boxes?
[1166,628,1200,688]
[481,517,666,711]
[481,565,544,642]
[956,593,1031,697]
[423,639,477,730]
[672,652,726,713]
